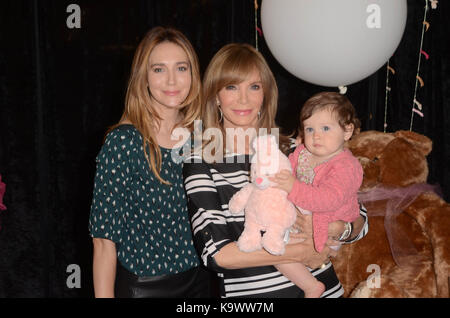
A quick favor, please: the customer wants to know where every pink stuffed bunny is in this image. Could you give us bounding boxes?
[228,135,297,255]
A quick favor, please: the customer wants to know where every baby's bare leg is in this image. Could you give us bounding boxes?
[276,263,325,298]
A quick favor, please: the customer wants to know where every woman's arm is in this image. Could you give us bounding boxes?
[214,239,330,270]
[89,128,132,297]
[342,204,369,243]
[92,238,117,298]
[294,205,368,245]
[183,160,330,272]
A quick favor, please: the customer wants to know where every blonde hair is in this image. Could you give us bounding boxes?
[107,26,201,184]
[201,43,290,157]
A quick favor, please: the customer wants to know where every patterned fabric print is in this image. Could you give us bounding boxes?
[295,147,315,184]
[89,125,199,276]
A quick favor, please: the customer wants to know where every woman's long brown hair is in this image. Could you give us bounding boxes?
[106,27,201,184]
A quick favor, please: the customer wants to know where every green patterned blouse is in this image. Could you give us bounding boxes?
[89,125,199,276]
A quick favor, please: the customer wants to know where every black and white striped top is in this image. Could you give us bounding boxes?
[183,153,368,298]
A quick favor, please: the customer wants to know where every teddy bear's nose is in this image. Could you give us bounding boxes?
[255,177,263,184]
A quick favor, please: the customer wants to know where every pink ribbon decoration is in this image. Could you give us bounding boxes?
[414,98,423,110]
[256,26,263,37]
[358,183,441,268]
[413,108,424,117]
[0,175,6,211]
[421,50,430,60]
[430,0,438,10]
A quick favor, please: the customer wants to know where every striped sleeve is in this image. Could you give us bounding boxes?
[343,203,369,244]
[183,160,233,271]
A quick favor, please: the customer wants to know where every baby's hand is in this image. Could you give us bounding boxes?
[270,169,296,193]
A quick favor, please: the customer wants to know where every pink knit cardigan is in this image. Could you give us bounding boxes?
[287,145,363,252]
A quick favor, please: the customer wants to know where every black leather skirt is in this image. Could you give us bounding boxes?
[114,261,212,298]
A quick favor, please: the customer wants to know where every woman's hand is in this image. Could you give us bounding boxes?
[296,213,344,240]
[293,213,339,258]
[328,219,345,240]
[327,215,365,242]
[292,212,313,238]
[289,238,330,269]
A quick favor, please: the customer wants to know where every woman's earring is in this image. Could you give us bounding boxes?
[218,106,223,122]
[216,99,223,122]
[258,111,261,119]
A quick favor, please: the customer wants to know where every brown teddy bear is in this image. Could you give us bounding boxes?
[332,130,450,297]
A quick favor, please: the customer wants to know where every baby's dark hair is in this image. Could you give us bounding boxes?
[298,92,361,139]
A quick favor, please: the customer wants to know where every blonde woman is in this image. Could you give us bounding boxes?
[89,27,209,298]
[183,43,368,298]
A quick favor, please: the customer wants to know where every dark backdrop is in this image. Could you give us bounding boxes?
[0,0,448,297]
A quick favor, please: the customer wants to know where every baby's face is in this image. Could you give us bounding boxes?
[302,108,353,164]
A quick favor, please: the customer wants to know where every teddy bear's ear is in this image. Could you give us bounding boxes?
[379,137,429,186]
[357,157,380,191]
[268,134,277,146]
[347,130,394,159]
[252,135,260,151]
[252,134,277,151]
[393,130,432,157]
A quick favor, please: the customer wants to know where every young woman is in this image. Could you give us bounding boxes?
[183,43,368,298]
[89,27,210,298]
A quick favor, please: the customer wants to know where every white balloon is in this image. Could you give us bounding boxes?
[261,0,407,87]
